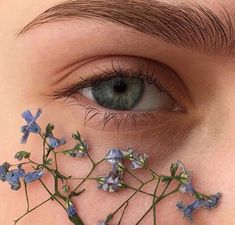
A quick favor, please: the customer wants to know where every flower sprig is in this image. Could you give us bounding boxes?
[0,109,222,225]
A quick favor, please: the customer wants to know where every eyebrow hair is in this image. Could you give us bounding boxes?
[18,0,235,56]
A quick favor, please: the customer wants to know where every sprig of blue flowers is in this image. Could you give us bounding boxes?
[0,109,222,225]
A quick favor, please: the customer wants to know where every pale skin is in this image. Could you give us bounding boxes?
[0,0,235,224]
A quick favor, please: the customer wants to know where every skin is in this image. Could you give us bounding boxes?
[0,0,235,224]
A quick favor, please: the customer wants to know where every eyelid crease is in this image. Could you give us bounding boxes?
[50,61,184,110]
[48,56,195,111]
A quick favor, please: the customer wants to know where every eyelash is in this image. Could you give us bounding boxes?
[51,65,178,130]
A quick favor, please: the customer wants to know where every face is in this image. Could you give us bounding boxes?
[0,0,234,224]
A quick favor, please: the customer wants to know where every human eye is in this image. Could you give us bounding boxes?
[50,56,191,131]
[81,68,177,112]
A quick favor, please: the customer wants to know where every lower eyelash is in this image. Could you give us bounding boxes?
[65,96,155,131]
[85,108,155,131]
[85,107,136,130]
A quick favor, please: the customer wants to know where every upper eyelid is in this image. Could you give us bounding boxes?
[48,57,193,112]
[50,59,168,98]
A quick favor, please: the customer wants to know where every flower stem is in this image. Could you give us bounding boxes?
[39,179,67,210]
[126,186,158,197]
[72,158,105,193]
[117,201,129,225]
[135,183,180,225]
[110,178,154,219]
[14,197,52,225]
[54,151,58,171]
[126,169,143,184]
[23,181,30,212]
[153,178,161,225]
[39,132,46,162]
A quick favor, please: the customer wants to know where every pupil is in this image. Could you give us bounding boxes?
[113,80,127,93]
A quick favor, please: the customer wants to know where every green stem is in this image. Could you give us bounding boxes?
[153,179,160,225]
[86,151,95,165]
[72,165,95,193]
[126,169,143,184]
[14,197,52,225]
[24,181,30,212]
[194,190,210,200]
[136,183,180,225]
[41,167,86,225]
[72,159,104,193]
[110,178,154,219]
[54,151,58,171]
[144,166,161,179]
[11,162,32,167]
[28,159,39,165]
[70,177,97,180]
[39,132,46,162]
[117,201,129,225]
[39,179,66,210]
[126,186,158,197]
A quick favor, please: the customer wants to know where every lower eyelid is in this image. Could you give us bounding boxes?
[68,94,187,132]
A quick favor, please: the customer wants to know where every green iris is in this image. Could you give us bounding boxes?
[91,76,145,110]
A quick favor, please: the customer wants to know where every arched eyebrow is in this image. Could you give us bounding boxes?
[18,0,235,57]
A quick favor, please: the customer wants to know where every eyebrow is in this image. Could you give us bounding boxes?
[18,0,235,56]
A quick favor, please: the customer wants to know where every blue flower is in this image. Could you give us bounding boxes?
[176,192,222,220]
[24,170,44,183]
[176,199,205,221]
[0,162,10,182]
[67,206,77,217]
[48,134,66,148]
[20,109,42,144]
[105,148,124,165]
[66,202,77,217]
[180,181,195,195]
[5,166,25,190]
[204,192,222,209]
[125,148,148,169]
[97,172,126,192]
[63,143,88,158]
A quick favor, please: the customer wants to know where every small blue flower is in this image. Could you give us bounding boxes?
[176,192,222,221]
[5,166,25,190]
[97,172,126,192]
[180,181,195,195]
[66,202,77,217]
[125,148,148,169]
[20,109,42,144]
[24,170,44,183]
[204,192,222,209]
[105,148,124,165]
[48,134,66,148]
[0,162,10,182]
[176,199,205,221]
